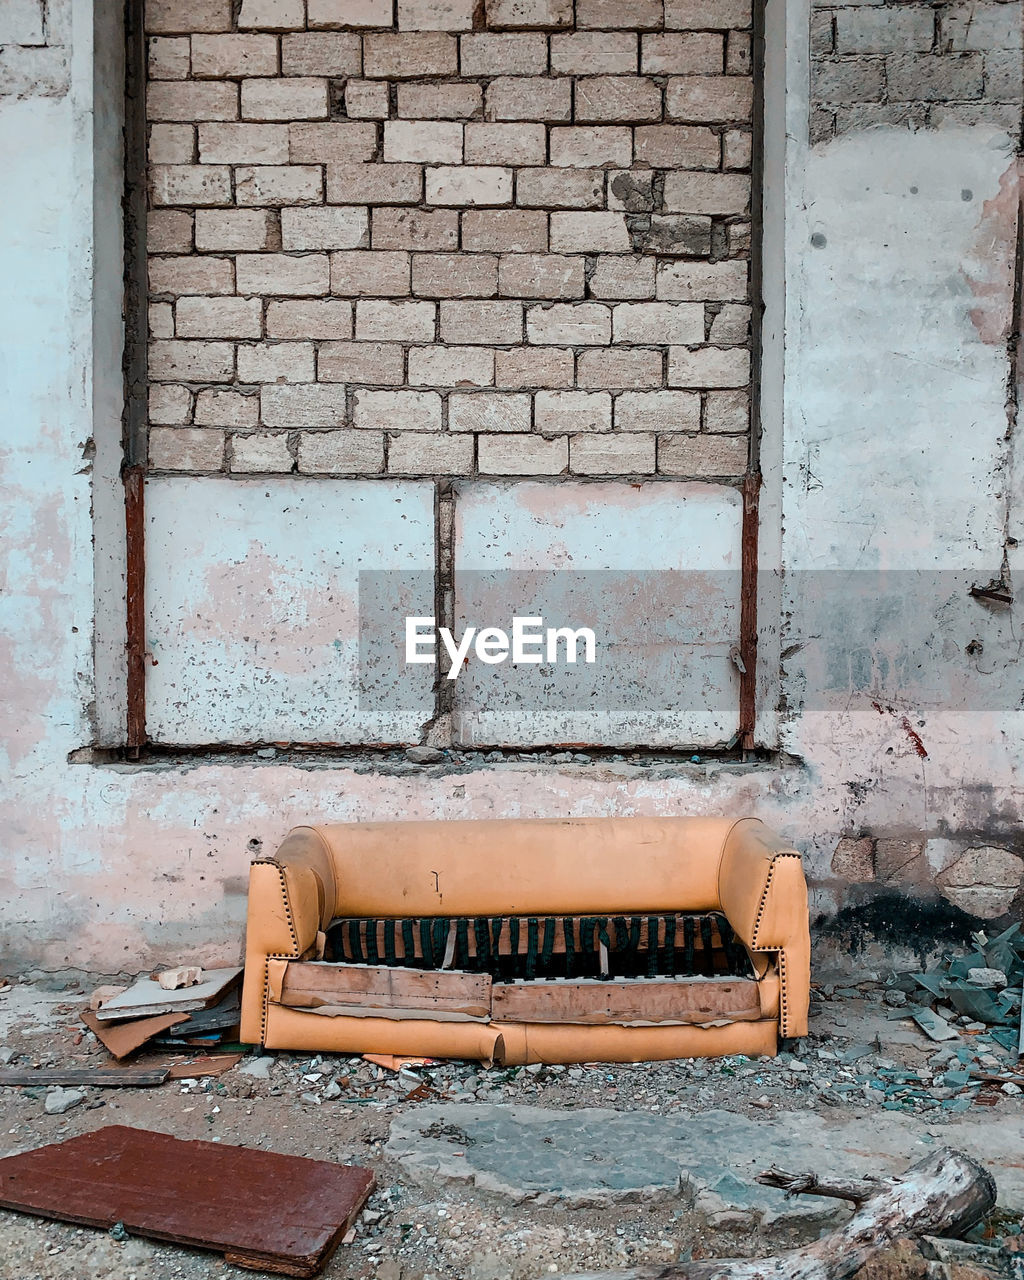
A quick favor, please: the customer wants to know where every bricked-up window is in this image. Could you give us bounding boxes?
[144,0,754,480]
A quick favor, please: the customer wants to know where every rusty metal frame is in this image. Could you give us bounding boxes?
[123,0,148,753]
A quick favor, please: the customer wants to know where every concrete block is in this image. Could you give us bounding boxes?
[834,6,933,54]
[148,81,238,121]
[614,389,700,431]
[448,391,532,431]
[440,299,523,342]
[356,298,436,341]
[237,342,316,383]
[149,427,225,471]
[613,301,703,344]
[811,56,885,103]
[230,431,293,472]
[236,253,331,295]
[535,389,612,432]
[495,346,575,387]
[372,207,460,250]
[388,431,475,472]
[330,249,411,295]
[657,432,747,474]
[197,122,289,164]
[297,430,385,473]
[607,168,656,212]
[575,76,663,123]
[176,296,263,339]
[515,167,605,208]
[384,119,464,162]
[641,31,723,73]
[477,433,568,473]
[886,52,984,101]
[656,259,748,300]
[633,123,719,167]
[668,345,750,388]
[726,30,751,73]
[588,255,657,299]
[408,345,496,385]
[464,122,547,165]
[576,347,664,388]
[425,165,514,206]
[413,252,499,297]
[235,165,325,206]
[570,432,656,474]
[289,122,379,162]
[708,304,751,344]
[353,388,442,430]
[281,207,370,250]
[576,0,663,28]
[261,383,348,425]
[237,0,305,28]
[265,299,353,340]
[149,254,234,295]
[666,75,753,121]
[149,384,193,424]
[499,254,585,299]
[149,37,191,79]
[398,81,483,118]
[150,340,234,382]
[151,164,232,206]
[345,80,392,118]
[146,0,232,33]
[549,211,631,252]
[460,32,548,74]
[318,340,405,383]
[723,128,752,170]
[308,0,395,26]
[549,126,633,168]
[461,209,548,251]
[398,0,476,29]
[550,31,638,73]
[195,389,261,426]
[663,170,750,214]
[703,388,748,432]
[485,0,574,27]
[149,123,195,164]
[280,33,364,75]
[191,34,279,77]
[328,163,423,204]
[665,0,750,29]
[526,301,611,344]
[241,77,329,120]
[363,32,458,77]
[485,77,572,121]
[943,3,1023,51]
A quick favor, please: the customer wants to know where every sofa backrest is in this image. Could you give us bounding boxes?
[304,816,753,920]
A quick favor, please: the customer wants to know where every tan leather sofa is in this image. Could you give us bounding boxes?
[240,817,810,1065]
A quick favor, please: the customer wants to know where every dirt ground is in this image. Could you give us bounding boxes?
[0,968,1022,1280]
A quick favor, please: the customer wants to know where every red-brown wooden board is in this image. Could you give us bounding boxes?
[0,1125,374,1277]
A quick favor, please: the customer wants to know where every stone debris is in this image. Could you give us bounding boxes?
[43,1088,85,1116]
[155,967,203,992]
[238,1055,274,1079]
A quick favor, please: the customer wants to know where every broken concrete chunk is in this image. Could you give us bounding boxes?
[156,966,203,991]
[405,745,443,764]
[966,967,1008,990]
[89,985,127,1011]
[44,1088,85,1115]
[238,1056,275,1079]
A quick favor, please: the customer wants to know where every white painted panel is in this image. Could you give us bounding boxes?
[452,481,743,748]
[145,476,435,744]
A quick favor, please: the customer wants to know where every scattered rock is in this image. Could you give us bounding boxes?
[44,1088,85,1115]
[239,1055,275,1079]
[88,985,127,1011]
[406,746,443,764]
[966,967,1007,989]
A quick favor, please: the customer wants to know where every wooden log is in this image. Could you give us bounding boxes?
[491,978,761,1025]
[544,1147,995,1280]
[279,963,491,1018]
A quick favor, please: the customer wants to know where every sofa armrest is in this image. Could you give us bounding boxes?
[718,820,810,1038]
[239,828,337,1045]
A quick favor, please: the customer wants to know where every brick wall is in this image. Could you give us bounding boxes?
[0,0,69,97]
[144,0,754,479]
[810,0,1023,141]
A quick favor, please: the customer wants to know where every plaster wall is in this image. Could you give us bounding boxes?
[1,0,1023,972]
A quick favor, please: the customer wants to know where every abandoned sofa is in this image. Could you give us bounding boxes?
[240,816,810,1065]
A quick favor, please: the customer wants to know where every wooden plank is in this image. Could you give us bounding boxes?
[166,1054,243,1080]
[96,968,242,1022]
[81,1009,188,1060]
[0,1125,374,1279]
[280,963,491,1017]
[490,978,762,1025]
[0,1066,170,1087]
